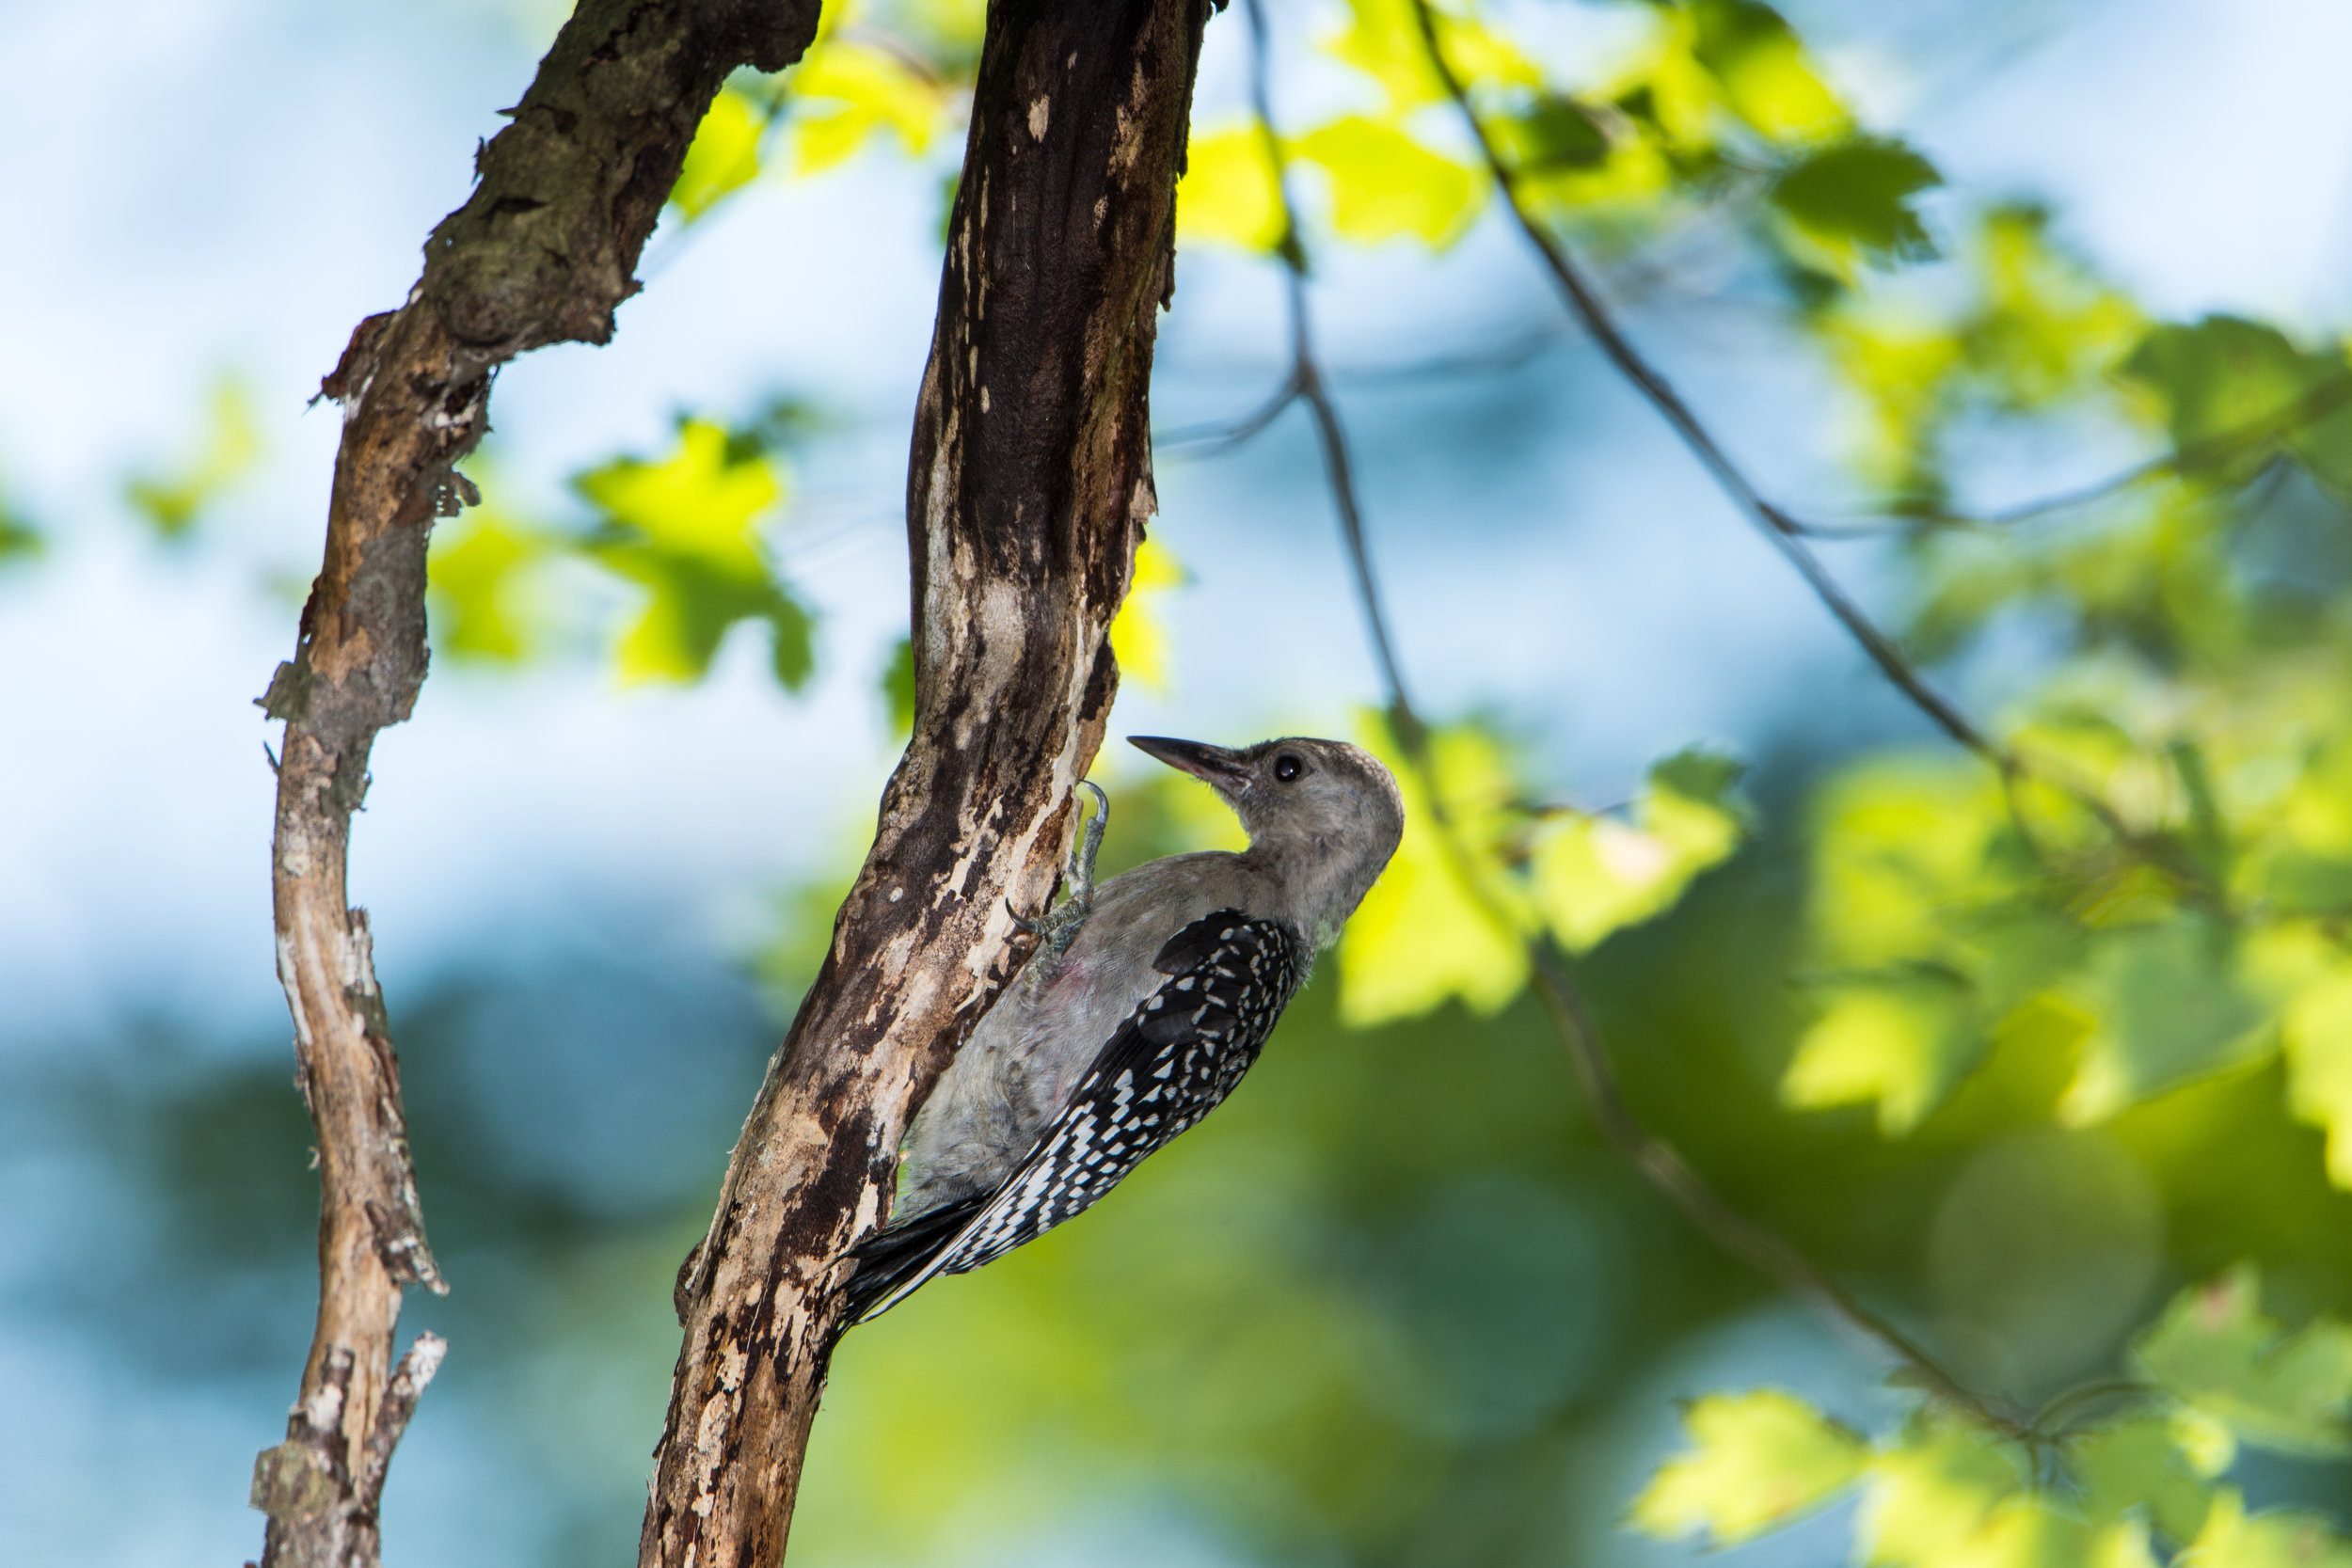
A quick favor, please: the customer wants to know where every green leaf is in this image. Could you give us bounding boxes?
[1533,748,1743,953]
[2283,966,2352,1187]
[1629,1389,1867,1546]
[881,636,916,736]
[1294,117,1484,249]
[791,39,948,174]
[671,87,768,222]
[1502,94,1613,172]
[1859,1418,2029,1566]
[125,376,262,538]
[574,419,813,689]
[2134,1267,2352,1456]
[1338,716,1531,1027]
[1771,137,1943,275]
[1782,973,1979,1134]
[1323,0,1539,119]
[1176,126,1285,253]
[1689,0,1849,144]
[1107,537,1185,695]
[2068,1413,2223,1544]
[2183,1488,2352,1568]
[2059,916,2271,1124]
[2119,316,2352,484]
[425,477,551,663]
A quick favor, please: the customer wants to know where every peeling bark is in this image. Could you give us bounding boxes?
[252,4,819,1565]
[642,1,1213,1562]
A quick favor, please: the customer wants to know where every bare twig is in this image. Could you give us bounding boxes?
[1792,372,2352,539]
[249,6,821,1565]
[1240,0,2023,1435]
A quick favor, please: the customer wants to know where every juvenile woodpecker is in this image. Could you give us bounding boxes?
[841,735,1406,1323]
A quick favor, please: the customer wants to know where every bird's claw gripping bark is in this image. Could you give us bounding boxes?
[1014,781,1107,958]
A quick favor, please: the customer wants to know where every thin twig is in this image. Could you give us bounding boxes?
[1792,374,2352,539]
[1406,0,1996,765]
[1240,0,2022,1437]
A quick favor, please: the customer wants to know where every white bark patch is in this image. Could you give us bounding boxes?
[979,387,991,414]
[1027,95,1050,140]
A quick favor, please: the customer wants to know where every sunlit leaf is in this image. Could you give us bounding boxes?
[1534,748,1743,953]
[1772,137,1943,277]
[125,376,262,538]
[1629,1388,1867,1546]
[1107,536,1185,695]
[1689,0,1849,143]
[1782,974,1979,1134]
[1177,126,1286,253]
[426,477,551,663]
[2181,1487,2352,1568]
[1859,1418,2029,1566]
[1339,715,1531,1026]
[671,87,768,222]
[2134,1266,2352,1456]
[1294,118,1484,248]
[792,39,948,174]
[2059,916,2270,1124]
[1324,0,1539,118]
[575,419,812,688]
[2282,966,2352,1186]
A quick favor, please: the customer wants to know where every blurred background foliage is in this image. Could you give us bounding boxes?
[7,0,2352,1564]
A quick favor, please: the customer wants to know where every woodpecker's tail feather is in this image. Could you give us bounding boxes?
[837,1195,986,1325]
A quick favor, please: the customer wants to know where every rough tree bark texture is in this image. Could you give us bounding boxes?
[643,2,1213,1562]
[248,4,820,1565]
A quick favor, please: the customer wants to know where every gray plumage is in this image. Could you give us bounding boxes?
[842,735,1406,1323]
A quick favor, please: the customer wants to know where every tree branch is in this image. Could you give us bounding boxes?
[1241,0,2024,1437]
[639,4,1214,1563]
[250,5,820,1565]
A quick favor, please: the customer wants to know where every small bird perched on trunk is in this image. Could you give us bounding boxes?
[840,734,1405,1324]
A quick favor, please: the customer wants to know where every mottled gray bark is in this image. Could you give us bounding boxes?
[642,1,1214,1562]
[251,4,820,1565]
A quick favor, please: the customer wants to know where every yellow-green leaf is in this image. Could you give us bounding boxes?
[1294,117,1483,249]
[575,419,812,688]
[1629,1389,1867,1545]
[2059,916,2271,1124]
[2069,1413,2222,1544]
[1107,536,1185,695]
[671,87,767,221]
[426,480,550,663]
[1324,0,1538,118]
[1782,975,1979,1134]
[792,39,947,175]
[1860,1418,2029,1567]
[1689,0,1849,144]
[1176,126,1285,253]
[2181,1488,2352,1568]
[1339,716,1531,1026]
[2283,967,2352,1186]
[2134,1267,2352,1456]
[1534,748,1742,953]
[125,376,262,538]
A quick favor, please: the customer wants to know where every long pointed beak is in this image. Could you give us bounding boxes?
[1128,736,1251,794]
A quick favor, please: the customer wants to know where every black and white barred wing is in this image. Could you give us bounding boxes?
[844,911,1310,1323]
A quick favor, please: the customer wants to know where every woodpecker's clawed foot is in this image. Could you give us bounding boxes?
[1021,781,1107,957]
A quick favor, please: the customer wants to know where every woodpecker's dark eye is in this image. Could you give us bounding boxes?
[1274,754,1304,783]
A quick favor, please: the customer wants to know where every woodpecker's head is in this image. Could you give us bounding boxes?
[1129,735,1406,944]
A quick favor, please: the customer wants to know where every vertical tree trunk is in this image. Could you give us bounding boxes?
[642,1,1213,1561]
[250,5,819,1564]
